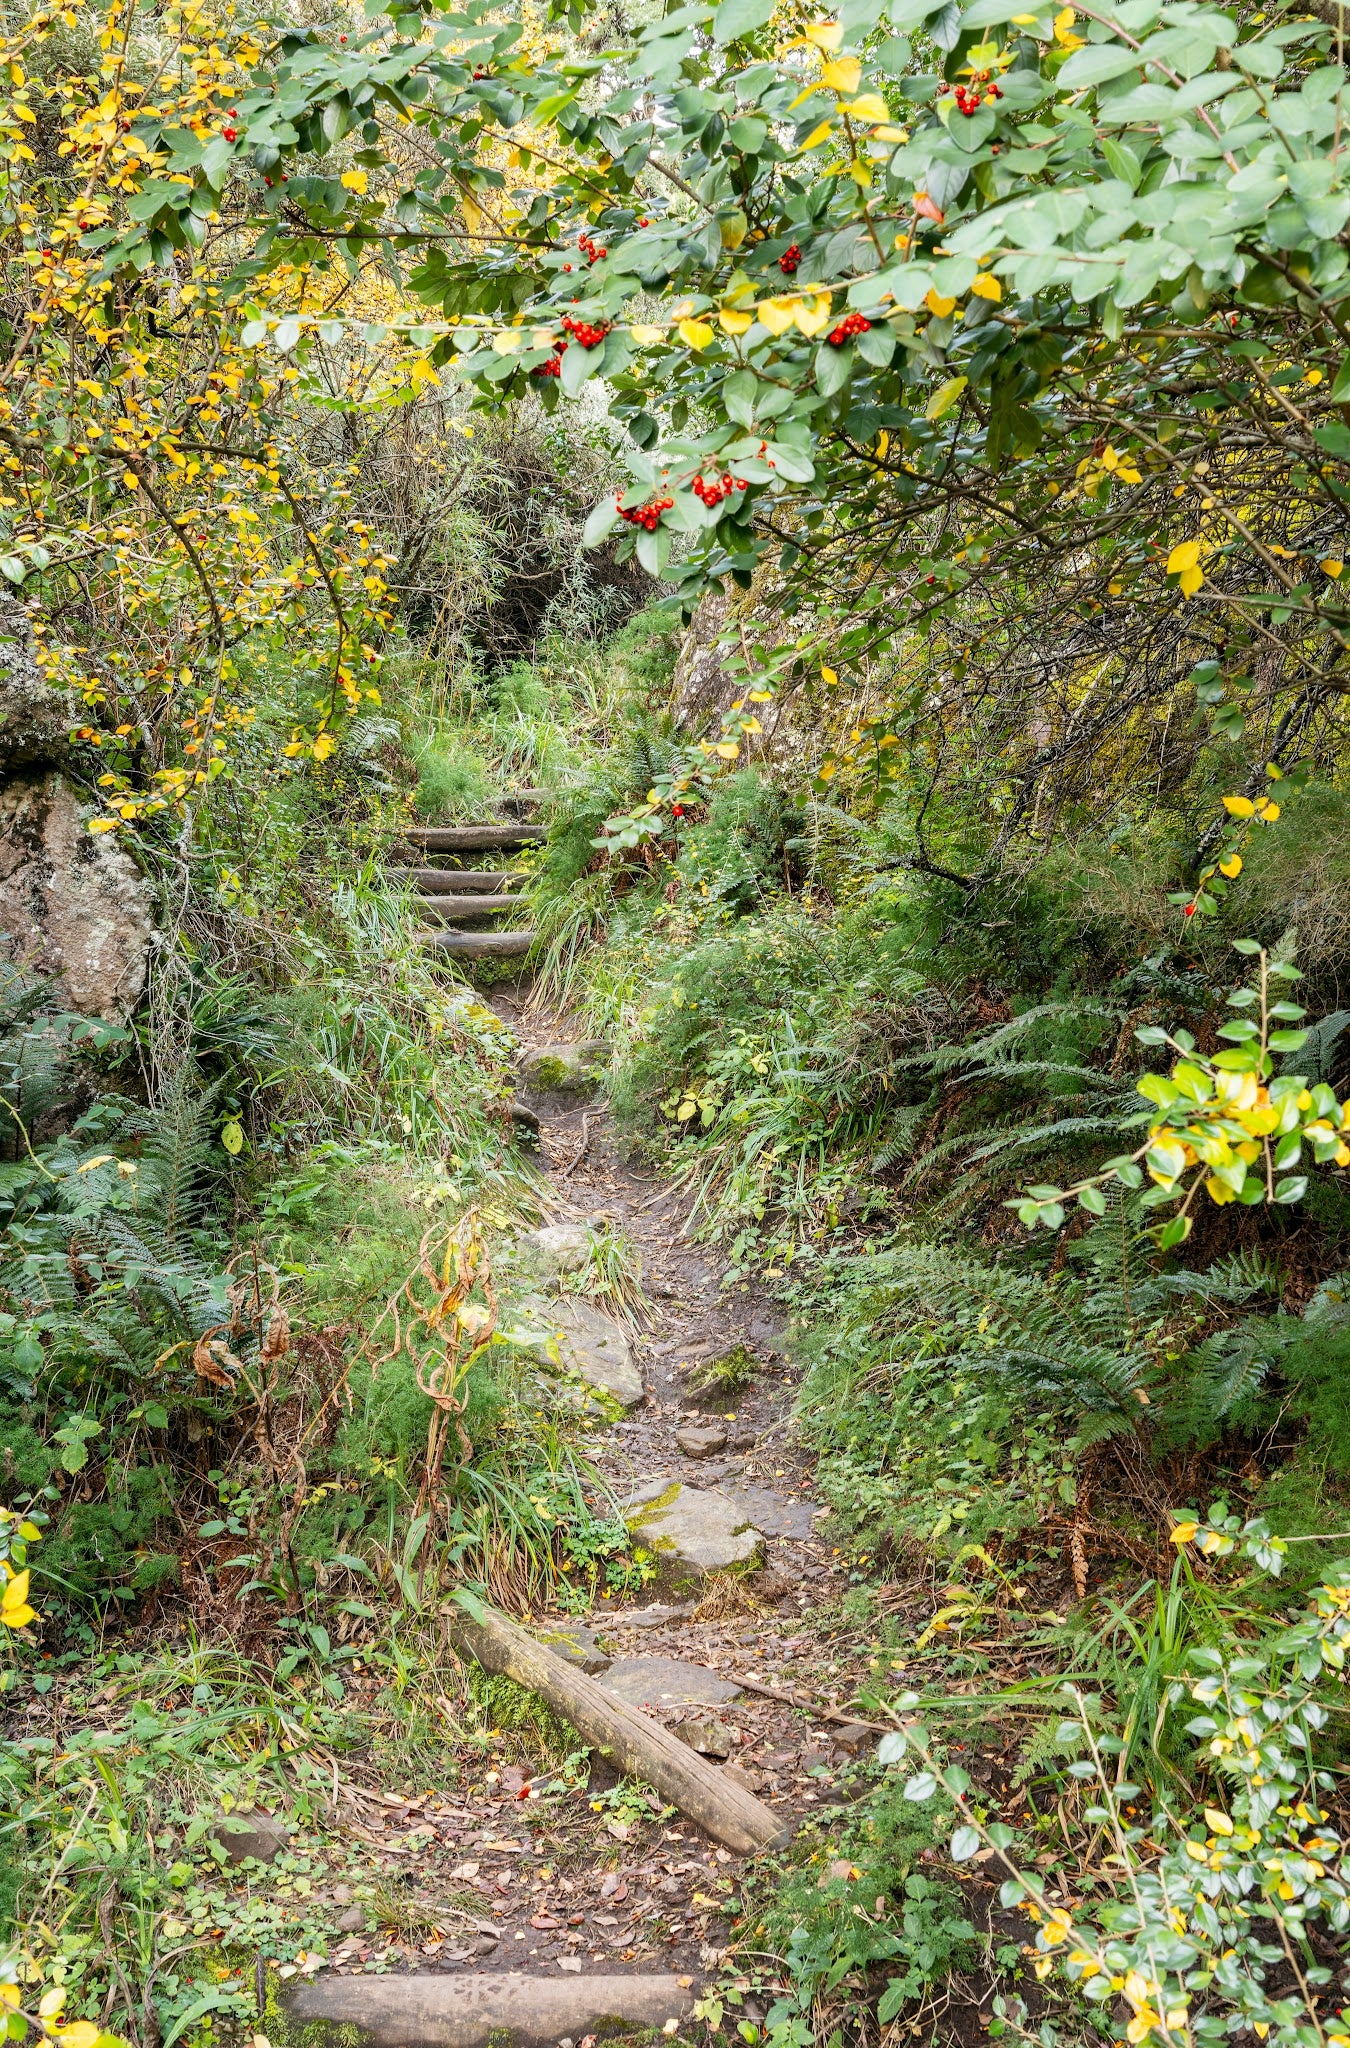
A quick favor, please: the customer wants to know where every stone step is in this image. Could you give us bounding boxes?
[402,868,525,893]
[404,824,545,852]
[420,894,520,922]
[284,1972,694,2048]
[424,928,536,958]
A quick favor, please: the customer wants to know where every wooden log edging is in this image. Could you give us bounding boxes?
[448,1592,792,1855]
[285,1972,694,2048]
[402,824,545,851]
[422,928,536,958]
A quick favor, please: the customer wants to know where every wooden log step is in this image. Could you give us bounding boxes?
[419,894,519,922]
[449,1592,791,1854]
[284,1973,695,2048]
[404,868,525,894]
[423,928,536,958]
[403,825,545,852]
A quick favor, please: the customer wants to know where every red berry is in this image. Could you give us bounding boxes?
[779,242,801,275]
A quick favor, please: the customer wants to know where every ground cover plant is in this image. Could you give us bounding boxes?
[6,0,1350,2040]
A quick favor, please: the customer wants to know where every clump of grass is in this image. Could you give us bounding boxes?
[560,1225,649,1324]
[680,1343,758,1399]
[413,737,493,819]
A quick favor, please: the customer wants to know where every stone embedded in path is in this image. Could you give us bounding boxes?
[534,1622,610,1674]
[517,1222,592,1280]
[625,1483,764,1588]
[675,1714,734,1758]
[516,1039,609,1094]
[285,1972,694,2048]
[518,1296,644,1409]
[676,1423,728,1460]
[600,1654,742,1708]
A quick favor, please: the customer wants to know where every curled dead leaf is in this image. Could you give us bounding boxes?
[261,1307,291,1362]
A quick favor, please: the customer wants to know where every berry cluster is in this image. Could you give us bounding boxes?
[779,242,801,275]
[532,338,568,378]
[222,108,239,141]
[616,492,673,532]
[561,314,610,350]
[827,311,872,346]
[692,472,749,507]
[472,64,489,78]
[954,77,1002,114]
[577,231,608,264]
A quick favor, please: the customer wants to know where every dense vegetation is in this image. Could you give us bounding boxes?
[4,0,1350,2040]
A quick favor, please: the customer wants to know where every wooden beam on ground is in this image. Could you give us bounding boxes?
[399,868,525,893]
[285,1973,695,2048]
[449,1594,792,1855]
[419,894,521,922]
[423,928,536,958]
[402,825,545,852]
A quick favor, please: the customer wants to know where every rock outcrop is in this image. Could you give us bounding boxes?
[0,603,153,1021]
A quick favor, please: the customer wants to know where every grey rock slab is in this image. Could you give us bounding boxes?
[626,1484,764,1588]
[0,772,154,1021]
[516,1039,610,1094]
[517,1222,592,1280]
[599,1654,742,1708]
[534,1623,610,1675]
[676,1425,728,1460]
[210,1808,290,1864]
[719,1484,818,1542]
[285,1973,694,2048]
[598,1603,693,1629]
[515,1296,644,1410]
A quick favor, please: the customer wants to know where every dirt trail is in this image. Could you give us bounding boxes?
[308,987,882,2011]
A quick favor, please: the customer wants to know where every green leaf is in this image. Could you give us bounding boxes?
[713,0,773,39]
[1078,1184,1107,1216]
[950,1825,980,1861]
[1274,1174,1309,1204]
[903,1770,937,1800]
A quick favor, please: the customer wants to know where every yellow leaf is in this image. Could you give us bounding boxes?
[817,758,837,780]
[924,289,957,317]
[714,741,740,759]
[1204,1807,1233,1836]
[840,92,889,121]
[821,663,838,686]
[340,168,367,194]
[312,730,338,761]
[630,324,665,345]
[1222,794,1255,817]
[88,819,118,834]
[1322,557,1343,578]
[62,2023,101,2047]
[800,118,834,149]
[1178,564,1204,596]
[122,471,139,490]
[1166,540,1200,574]
[19,1523,40,1541]
[757,296,799,335]
[874,124,909,141]
[221,1120,244,1156]
[1169,1520,1199,1544]
[969,273,1002,301]
[925,374,967,419]
[820,57,862,91]
[677,318,714,350]
[804,20,844,48]
[491,330,521,355]
[1259,799,1281,822]
[718,307,752,334]
[38,1991,65,2020]
[794,293,833,336]
[1218,853,1242,878]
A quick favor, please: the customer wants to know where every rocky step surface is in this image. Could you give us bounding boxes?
[400,800,541,959]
